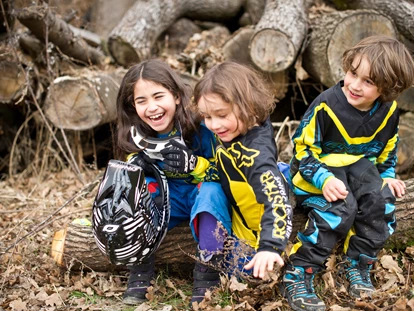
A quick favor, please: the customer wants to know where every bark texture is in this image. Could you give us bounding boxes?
[222,27,288,100]
[108,0,244,67]
[331,0,414,44]
[14,4,105,65]
[44,69,125,130]
[89,0,136,38]
[50,181,414,271]
[250,0,309,73]
[302,9,397,87]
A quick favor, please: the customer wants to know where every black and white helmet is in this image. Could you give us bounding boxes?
[130,125,185,161]
[92,158,169,266]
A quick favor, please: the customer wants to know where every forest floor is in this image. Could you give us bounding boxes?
[0,168,413,311]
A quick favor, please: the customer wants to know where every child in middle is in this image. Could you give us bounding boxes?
[192,61,293,279]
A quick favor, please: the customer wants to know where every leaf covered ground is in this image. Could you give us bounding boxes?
[0,169,413,311]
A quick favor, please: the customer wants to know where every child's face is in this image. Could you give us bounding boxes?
[342,55,381,111]
[197,93,244,142]
[133,79,179,134]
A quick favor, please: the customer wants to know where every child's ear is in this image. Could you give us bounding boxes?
[175,95,180,105]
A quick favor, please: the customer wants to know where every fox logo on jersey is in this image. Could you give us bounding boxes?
[227,142,260,168]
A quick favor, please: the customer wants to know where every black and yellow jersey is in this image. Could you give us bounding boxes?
[291,81,399,195]
[216,118,292,254]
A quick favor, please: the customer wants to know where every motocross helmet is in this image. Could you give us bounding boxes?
[92,158,170,266]
[130,124,185,161]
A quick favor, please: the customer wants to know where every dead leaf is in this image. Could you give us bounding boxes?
[261,300,283,311]
[45,293,63,307]
[229,275,248,292]
[407,298,414,311]
[329,305,352,311]
[322,271,335,289]
[380,255,403,273]
[393,297,407,310]
[9,298,27,311]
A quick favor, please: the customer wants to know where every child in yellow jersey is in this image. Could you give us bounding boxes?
[193,61,293,280]
[283,36,414,311]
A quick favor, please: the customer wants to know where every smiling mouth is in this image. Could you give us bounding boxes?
[148,113,164,121]
[349,90,361,98]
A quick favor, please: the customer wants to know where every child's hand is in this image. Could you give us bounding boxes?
[160,140,198,174]
[322,177,348,202]
[384,178,406,198]
[243,251,284,279]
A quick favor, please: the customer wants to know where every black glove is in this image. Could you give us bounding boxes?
[160,140,198,174]
[128,153,155,174]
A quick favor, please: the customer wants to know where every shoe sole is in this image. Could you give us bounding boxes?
[123,296,147,305]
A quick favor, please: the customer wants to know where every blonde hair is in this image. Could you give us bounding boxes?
[193,61,275,135]
[342,35,414,102]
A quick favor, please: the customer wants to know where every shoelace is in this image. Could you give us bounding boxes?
[345,266,372,285]
[286,276,316,298]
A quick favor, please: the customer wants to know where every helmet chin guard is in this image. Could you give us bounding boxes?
[92,159,170,266]
[130,124,185,160]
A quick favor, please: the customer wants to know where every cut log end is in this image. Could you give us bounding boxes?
[44,77,102,130]
[327,12,396,85]
[250,29,295,73]
[0,61,26,103]
[108,36,141,67]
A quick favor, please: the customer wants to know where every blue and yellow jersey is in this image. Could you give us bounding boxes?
[216,119,292,254]
[291,81,399,195]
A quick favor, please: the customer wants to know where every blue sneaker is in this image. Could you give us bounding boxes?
[282,265,326,311]
[342,254,376,298]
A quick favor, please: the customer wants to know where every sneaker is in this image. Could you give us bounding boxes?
[191,251,223,304]
[282,265,326,311]
[342,254,376,298]
[123,255,155,305]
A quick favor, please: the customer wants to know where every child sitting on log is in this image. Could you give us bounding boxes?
[282,35,414,311]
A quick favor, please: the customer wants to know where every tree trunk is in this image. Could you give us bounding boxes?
[43,68,198,130]
[238,0,266,26]
[89,0,136,38]
[329,0,414,44]
[222,27,288,100]
[0,60,26,103]
[396,113,414,176]
[14,3,105,66]
[108,0,244,67]
[302,9,397,87]
[51,222,197,271]
[44,68,125,130]
[249,0,309,73]
[396,87,414,113]
[157,18,202,56]
[50,179,414,271]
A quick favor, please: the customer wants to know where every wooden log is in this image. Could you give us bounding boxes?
[396,113,414,175]
[14,3,105,66]
[329,0,414,44]
[0,60,26,104]
[157,18,202,56]
[89,0,136,38]
[108,0,244,67]
[43,67,197,130]
[50,178,414,271]
[44,68,125,130]
[51,222,197,271]
[249,0,309,73]
[238,0,266,26]
[302,9,397,87]
[396,87,414,113]
[222,27,288,100]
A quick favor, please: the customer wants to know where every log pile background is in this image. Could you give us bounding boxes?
[1,0,414,268]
